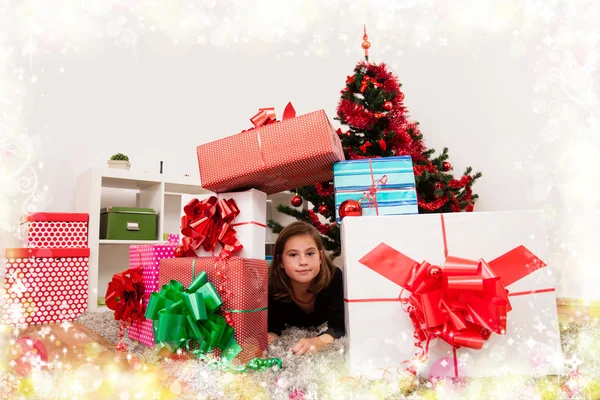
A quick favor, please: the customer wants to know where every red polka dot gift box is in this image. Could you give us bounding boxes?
[196,104,345,195]
[2,248,89,326]
[20,212,89,249]
[127,243,178,347]
[157,257,267,364]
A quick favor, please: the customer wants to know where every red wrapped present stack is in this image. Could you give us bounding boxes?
[157,257,268,363]
[4,212,90,326]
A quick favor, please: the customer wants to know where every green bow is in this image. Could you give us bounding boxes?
[145,271,242,362]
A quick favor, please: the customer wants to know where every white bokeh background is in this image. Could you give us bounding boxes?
[0,0,598,299]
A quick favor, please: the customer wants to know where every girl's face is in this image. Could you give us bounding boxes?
[280,234,322,286]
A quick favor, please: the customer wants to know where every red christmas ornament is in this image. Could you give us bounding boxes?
[362,24,371,60]
[383,101,393,110]
[339,199,363,220]
[11,337,49,376]
[427,265,442,280]
[374,112,386,119]
[379,139,387,151]
[318,204,329,216]
[174,246,184,258]
[291,195,303,207]
[443,161,452,171]
[346,75,354,84]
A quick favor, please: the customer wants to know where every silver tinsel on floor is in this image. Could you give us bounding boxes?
[77,311,409,400]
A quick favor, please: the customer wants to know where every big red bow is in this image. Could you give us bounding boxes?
[180,196,243,259]
[105,266,146,323]
[359,241,546,359]
[106,266,146,351]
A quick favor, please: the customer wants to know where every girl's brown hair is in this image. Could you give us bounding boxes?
[268,221,336,302]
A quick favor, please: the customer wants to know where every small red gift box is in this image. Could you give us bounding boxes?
[197,104,345,194]
[20,212,89,248]
[3,248,89,326]
[158,257,267,363]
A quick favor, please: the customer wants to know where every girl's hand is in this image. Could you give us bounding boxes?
[290,336,330,355]
[268,332,279,344]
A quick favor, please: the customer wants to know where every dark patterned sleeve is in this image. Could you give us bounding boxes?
[321,268,346,339]
[268,293,285,335]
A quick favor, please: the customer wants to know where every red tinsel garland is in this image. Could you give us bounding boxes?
[418,195,449,211]
[308,210,333,235]
[338,98,378,131]
[315,182,334,197]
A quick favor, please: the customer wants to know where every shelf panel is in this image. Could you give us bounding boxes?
[99,239,165,245]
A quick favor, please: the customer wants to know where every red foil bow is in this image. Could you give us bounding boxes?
[359,231,546,360]
[249,102,296,129]
[105,266,146,323]
[180,196,243,259]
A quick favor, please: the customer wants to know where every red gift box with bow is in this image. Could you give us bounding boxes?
[197,103,345,194]
[158,256,268,364]
[341,211,562,380]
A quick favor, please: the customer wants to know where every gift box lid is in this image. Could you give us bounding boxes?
[20,212,89,224]
[5,248,91,258]
[100,207,156,215]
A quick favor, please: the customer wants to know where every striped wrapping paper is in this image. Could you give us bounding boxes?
[158,257,268,364]
[333,156,419,224]
[197,110,344,194]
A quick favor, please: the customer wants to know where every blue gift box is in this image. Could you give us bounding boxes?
[333,156,419,223]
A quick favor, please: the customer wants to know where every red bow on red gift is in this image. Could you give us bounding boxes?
[359,239,546,360]
[180,196,243,259]
[248,102,296,129]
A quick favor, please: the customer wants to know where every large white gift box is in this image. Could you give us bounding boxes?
[341,211,562,379]
[180,189,266,260]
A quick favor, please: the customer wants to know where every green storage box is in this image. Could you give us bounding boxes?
[99,207,157,240]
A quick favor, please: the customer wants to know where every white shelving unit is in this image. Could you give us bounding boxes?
[74,167,302,312]
[74,167,211,311]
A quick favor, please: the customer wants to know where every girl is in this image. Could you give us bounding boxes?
[268,221,345,355]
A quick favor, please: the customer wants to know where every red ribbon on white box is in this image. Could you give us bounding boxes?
[344,214,555,378]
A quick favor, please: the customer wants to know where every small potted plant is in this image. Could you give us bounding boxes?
[108,153,131,169]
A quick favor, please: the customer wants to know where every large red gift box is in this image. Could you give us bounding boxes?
[3,248,89,326]
[20,212,89,248]
[158,257,267,363]
[197,107,344,194]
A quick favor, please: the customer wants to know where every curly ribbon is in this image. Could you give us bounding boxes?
[352,214,550,376]
[145,271,242,362]
[362,158,388,215]
[180,196,243,260]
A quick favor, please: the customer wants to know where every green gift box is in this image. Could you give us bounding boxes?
[99,207,157,240]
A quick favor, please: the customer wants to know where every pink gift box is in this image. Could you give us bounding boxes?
[127,243,177,346]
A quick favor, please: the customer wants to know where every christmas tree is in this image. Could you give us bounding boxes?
[268,27,482,258]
